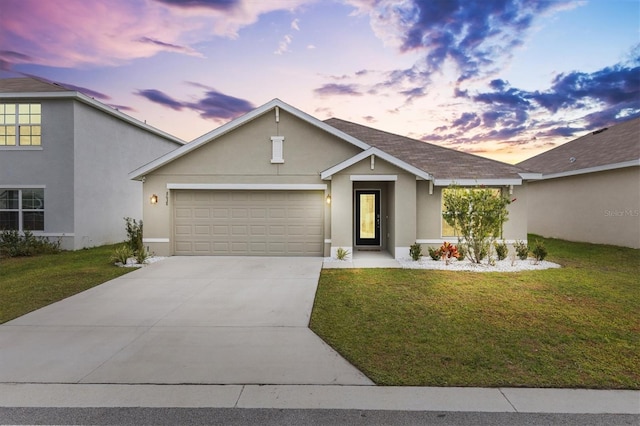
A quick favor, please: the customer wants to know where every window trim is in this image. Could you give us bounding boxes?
[0,102,42,148]
[0,186,45,232]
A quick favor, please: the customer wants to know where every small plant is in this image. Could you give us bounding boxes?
[135,245,150,264]
[410,242,423,261]
[438,242,459,265]
[494,241,508,261]
[514,240,529,260]
[531,240,548,264]
[427,246,441,261]
[455,244,466,261]
[335,247,350,261]
[111,244,134,265]
[124,217,144,255]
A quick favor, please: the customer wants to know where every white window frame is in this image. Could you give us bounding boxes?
[0,186,45,232]
[0,103,42,149]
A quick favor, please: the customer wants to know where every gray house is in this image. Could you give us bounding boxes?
[518,117,640,249]
[0,78,184,250]
[131,99,535,258]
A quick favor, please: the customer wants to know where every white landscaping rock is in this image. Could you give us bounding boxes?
[398,257,561,272]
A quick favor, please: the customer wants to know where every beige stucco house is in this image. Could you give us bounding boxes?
[130,99,534,258]
[518,117,640,249]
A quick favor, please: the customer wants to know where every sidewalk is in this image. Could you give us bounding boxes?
[0,384,637,414]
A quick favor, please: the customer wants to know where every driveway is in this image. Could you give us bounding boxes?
[0,257,372,385]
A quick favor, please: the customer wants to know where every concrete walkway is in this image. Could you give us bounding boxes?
[0,257,371,385]
[0,256,637,414]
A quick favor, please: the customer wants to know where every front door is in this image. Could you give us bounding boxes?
[355,190,381,246]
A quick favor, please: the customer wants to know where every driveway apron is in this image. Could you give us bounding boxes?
[0,257,373,385]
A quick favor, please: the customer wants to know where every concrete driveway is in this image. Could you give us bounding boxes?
[0,257,372,385]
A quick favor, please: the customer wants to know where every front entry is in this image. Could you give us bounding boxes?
[355,190,381,247]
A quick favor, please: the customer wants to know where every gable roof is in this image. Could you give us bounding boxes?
[324,118,530,185]
[130,98,372,180]
[518,116,640,179]
[0,77,184,146]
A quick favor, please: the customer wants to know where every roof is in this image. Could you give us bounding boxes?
[325,118,529,185]
[518,116,640,178]
[0,77,184,146]
[0,77,70,93]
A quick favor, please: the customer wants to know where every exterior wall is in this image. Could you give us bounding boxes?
[416,183,528,252]
[142,108,361,256]
[527,167,640,249]
[0,98,76,249]
[72,101,180,250]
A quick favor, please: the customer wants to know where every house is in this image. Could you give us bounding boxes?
[518,117,640,249]
[130,99,534,258]
[0,77,184,250]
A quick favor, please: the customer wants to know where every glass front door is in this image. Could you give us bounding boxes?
[355,190,381,246]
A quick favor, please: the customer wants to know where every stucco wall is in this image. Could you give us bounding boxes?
[0,99,76,249]
[73,101,180,249]
[527,167,639,249]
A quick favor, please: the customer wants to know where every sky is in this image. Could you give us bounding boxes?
[1,0,638,164]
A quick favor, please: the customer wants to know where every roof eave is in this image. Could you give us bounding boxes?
[537,159,640,180]
[433,178,523,186]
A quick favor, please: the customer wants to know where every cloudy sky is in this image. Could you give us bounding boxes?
[1,0,638,163]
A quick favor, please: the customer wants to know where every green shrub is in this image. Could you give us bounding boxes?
[0,229,61,258]
[494,241,508,261]
[124,217,144,255]
[427,246,441,261]
[455,244,466,261]
[111,245,134,265]
[336,247,350,260]
[135,245,149,264]
[531,240,548,264]
[409,242,423,261]
[514,240,529,260]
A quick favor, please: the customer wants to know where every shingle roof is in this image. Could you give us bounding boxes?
[0,77,70,93]
[324,118,527,181]
[518,117,640,175]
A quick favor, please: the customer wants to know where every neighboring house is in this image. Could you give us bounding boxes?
[518,117,640,249]
[0,77,184,250]
[130,99,535,258]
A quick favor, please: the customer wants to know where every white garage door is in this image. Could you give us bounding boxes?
[173,190,324,256]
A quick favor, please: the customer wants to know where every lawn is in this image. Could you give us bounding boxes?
[0,244,133,324]
[310,235,640,389]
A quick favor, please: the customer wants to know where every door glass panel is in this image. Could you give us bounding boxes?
[359,194,376,239]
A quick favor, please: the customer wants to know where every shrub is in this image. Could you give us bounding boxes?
[427,246,441,261]
[124,217,144,255]
[531,240,548,264]
[336,247,350,260]
[514,240,529,260]
[455,244,466,261]
[409,242,423,261]
[135,245,150,264]
[111,245,134,265]
[494,241,508,261]
[442,185,511,263]
[439,242,459,265]
[0,229,61,258]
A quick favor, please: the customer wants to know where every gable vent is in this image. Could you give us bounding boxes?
[270,136,284,164]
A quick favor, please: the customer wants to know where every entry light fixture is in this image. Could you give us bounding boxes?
[150,194,159,204]
[326,194,332,205]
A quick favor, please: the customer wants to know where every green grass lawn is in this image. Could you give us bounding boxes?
[310,235,640,389]
[0,244,133,324]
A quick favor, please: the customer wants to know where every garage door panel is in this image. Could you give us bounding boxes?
[174,190,323,256]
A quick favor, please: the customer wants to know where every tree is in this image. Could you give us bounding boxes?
[442,185,511,263]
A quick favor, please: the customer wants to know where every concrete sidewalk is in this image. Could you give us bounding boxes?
[0,384,637,414]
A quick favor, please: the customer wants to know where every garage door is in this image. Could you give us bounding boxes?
[173,190,324,256]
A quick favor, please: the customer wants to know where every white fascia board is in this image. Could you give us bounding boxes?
[0,184,46,188]
[518,172,543,180]
[538,159,640,180]
[129,98,370,181]
[350,175,398,181]
[433,178,523,186]
[321,147,432,181]
[3,91,185,146]
[166,183,328,191]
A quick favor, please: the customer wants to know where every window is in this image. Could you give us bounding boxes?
[441,187,501,237]
[0,189,44,231]
[0,103,41,146]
